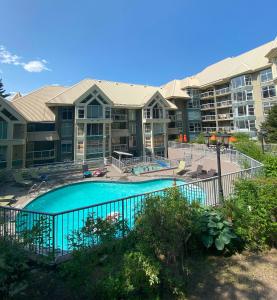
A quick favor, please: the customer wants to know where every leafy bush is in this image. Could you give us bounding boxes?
[0,239,30,298]
[234,141,265,162]
[225,178,277,251]
[192,132,206,144]
[199,209,238,251]
[263,155,277,177]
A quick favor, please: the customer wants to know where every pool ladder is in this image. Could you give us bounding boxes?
[28,181,48,195]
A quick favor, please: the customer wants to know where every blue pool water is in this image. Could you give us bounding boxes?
[21,179,206,252]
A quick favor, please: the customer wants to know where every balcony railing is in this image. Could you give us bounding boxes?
[112,114,128,121]
[216,100,232,108]
[202,127,217,132]
[201,103,215,110]
[215,87,230,96]
[112,144,128,152]
[217,113,233,120]
[202,115,216,121]
[26,149,55,161]
[200,91,214,98]
[218,126,234,132]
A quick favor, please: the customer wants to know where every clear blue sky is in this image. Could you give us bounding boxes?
[1,0,277,95]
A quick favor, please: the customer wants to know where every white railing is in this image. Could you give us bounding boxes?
[215,87,230,96]
[201,103,215,110]
[202,115,216,121]
[201,91,214,98]
[218,126,234,132]
[217,113,233,120]
[202,127,217,132]
[112,144,128,152]
[216,100,232,108]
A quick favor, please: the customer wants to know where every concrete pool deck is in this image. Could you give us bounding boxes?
[0,146,241,209]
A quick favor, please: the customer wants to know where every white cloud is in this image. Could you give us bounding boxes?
[0,45,50,73]
[23,60,50,72]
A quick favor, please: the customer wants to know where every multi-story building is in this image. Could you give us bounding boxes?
[0,38,276,169]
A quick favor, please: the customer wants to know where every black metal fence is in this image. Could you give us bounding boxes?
[0,148,263,260]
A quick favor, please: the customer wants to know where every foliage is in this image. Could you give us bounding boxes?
[232,132,250,142]
[261,104,277,143]
[234,141,265,162]
[0,79,10,99]
[263,155,277,177]
[199,208,238,251]
[224,178,277,251]
[67,212,129,250]
[134,188,202,268]
[192,132,206,144]
[0,239,29,299]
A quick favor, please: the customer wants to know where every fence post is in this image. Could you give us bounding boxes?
[52,214,55,260]
[121,199,125,238]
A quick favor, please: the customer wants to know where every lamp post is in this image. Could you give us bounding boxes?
[255,129,267,154]
[204,132,231,203]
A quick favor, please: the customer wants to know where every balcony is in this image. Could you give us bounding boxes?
[111,128,129,137]
[218,126,234,132]
[202,115,216,121]
[215,87,230,96]
[201,103,215,110]
[200,91,214,99]
[112,144,128,152]
[202,127,217,132]
[216,100,232,108]
[26,149,55,161]
[217,113,233,120]
[112,114,128,121]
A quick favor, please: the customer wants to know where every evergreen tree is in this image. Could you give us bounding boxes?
[0,78,10,98]
[261,104,277,143]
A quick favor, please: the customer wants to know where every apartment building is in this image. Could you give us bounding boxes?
[0,38,276,169]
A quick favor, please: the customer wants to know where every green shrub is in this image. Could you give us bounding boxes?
[199,208,238,251]
[192,132,206,144]
[234,141,265,162]
[226,178,277,250]
[0,239,30,299]
[263,155,277,177]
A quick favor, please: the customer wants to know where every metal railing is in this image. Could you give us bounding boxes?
[200,91,214,98]
[216,100,232,108]
[202,115,216,121]
[215,87,230,96]
[201,103,215,110]
[26,149,55,161]
[0,144,263,260]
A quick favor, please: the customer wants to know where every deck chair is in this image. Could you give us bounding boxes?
[188,165,204,178]
[199,169,217,179]
[0,195,16,205]
[82,163,92,178]
[13,172,32,186]
[175,160,186,175]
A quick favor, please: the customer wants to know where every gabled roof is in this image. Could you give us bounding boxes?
[12,86,68,122]
[162,80,190,99]
[181,39,276,88]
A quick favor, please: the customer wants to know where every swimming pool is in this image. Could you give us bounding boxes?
[132,160,170,175]
[20,179,206,252]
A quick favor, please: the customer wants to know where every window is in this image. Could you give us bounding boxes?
[13,124,25,139]
[262,85,276,98]
[87,124,103,136]
[0,117,7,139]
[105,107,111,119]
[263,101,277,115]
[0,145,7,168]
[77,141,84,154]
[248,105,255,116]
[81,94,93,103]
[128,110,136,121]
[260,68,273,83]
[189,122,201,132]
[153,104,163,119]
[77,108,85,119]
[144,136,151,147]
[233,90,253,102]
[61,141,72,153]
[77,123,84,136]
[129,122,136,134]
[153,135,164,147]
[61,123,73,137]
[153,123,164,134]
[231,74,252,89]
[237,106,247,116]
[1,109,17,120]
[86,140,103,155]
[87,100,103,118]
[144,124,151,133]
[188,98,200,108]
[62,107,73,120]
[143,108,151,119]
[97,94,107,104]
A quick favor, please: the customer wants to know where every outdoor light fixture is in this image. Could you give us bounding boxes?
[204,132,231,202]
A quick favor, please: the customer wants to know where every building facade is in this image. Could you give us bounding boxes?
[0,39,276,169]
